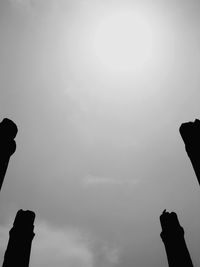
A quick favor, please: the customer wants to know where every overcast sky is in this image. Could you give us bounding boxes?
[1,0,200,266]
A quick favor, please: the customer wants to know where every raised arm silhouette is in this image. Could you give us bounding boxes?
[160,210,193,267]
[2,210,35,267]
[0,118,18,191]
[179,119,200,185]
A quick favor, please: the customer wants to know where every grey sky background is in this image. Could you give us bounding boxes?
[1,0,200,266]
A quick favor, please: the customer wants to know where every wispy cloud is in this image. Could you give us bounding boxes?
[8,0,33,10]
[83,174,139,186]
[8,0,58,12]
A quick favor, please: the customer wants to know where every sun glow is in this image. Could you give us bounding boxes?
[92,8,157,74]
[63,3,171,102]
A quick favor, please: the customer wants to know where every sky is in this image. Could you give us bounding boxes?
[1,0,200,266]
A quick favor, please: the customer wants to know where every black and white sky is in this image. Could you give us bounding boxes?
[1,0,200,266]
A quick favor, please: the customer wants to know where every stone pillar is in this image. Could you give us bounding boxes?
[2,210,35,267]
[160,210,193,267]
[0,118,18,191]
[180,119,200,185]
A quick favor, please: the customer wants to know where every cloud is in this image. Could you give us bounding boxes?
[31,222,120,267]
[83,175,139,186]
[30,222,93,267]
[0,220,120,267]
[93,245,120,267]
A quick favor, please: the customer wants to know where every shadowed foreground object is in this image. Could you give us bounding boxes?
[0,118,18,191]
[2,210,35,267]
[160,210,193,267]
[179,119,200,185]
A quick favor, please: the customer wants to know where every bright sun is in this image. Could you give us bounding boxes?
[92,9,156,74]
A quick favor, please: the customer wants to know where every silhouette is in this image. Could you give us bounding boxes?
[160,210,193,267]
[2,209,35,267]
[179,119,200,185]
[0,118,18,191]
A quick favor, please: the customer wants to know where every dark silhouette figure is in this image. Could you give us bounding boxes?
[179,119,200,185]
[160,210,193,267]
[0,118,18,191]
[2,210,35,267]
